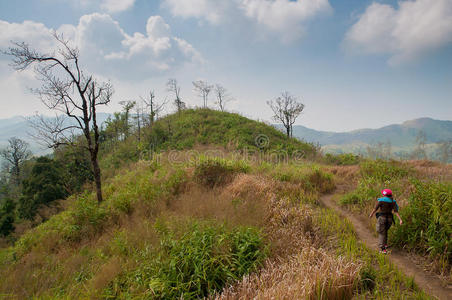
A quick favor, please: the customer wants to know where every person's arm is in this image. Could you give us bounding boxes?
[392,199,402,225]
[394,211,403,225]
[369,201,379,218]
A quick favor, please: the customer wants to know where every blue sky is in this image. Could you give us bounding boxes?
[0,0,451,132]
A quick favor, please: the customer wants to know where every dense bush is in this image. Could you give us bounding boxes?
[360,160,411,182]
[194,157,250,187]
[0,198,15,237]
[390,180,451,263]
[54,145,93,193]
[107,222,266,299]
[270,164,335,193]
[18,157,68,220]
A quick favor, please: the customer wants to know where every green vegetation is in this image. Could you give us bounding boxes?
[106,222,265,299]
[0,198,15,237]
[0,108,447,299]
[391,180,451,264]
[324,153,361,165]
[144,108,317,154]
[315,206,430,299]
[194,156,250,187]
[18,157,68,220]
[339,159,451,279]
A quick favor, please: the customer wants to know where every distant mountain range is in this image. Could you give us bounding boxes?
[289,117,452,157]
[0,113,112,157]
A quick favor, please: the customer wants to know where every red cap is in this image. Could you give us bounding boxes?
[382,189,392,196]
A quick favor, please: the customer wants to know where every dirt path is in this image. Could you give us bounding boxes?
[319,193,452,300]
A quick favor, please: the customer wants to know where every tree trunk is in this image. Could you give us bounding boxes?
[91,154,103,203]
[286,126,290,138]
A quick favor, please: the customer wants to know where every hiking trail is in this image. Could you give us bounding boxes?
[319,193,452,300]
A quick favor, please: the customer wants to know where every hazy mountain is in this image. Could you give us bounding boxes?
[282,118,452,158]
[291,118,451,147]
[0,113,112,157]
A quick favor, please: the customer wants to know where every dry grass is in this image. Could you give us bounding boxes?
[0,156,376,299]
[216,247,361,300]
[409,160,452,181]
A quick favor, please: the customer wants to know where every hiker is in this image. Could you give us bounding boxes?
[369,189,403,254]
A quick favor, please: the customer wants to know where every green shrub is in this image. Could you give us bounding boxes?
[324,153,361,165]
[390,180,451,264]
[359,265,377,292]
[0,198,15,237]
[194,157,250,187]
[18,157,68,220]
[108,222,266,299]
[271,165,335,193]
[360,160,411,182]
[65,193,107,242]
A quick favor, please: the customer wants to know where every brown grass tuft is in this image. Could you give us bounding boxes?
[216,247,361,300]
[89,257,122,293]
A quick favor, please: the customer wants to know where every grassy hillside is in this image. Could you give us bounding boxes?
[100,108,318,171]
[0,154,431,299]
[146,108,317,153]
[0,109,440,299]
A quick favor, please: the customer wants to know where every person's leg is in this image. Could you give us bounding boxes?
[384,217,392,248]
[376,216,386,250]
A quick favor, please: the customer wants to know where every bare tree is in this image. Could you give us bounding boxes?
[141,90,166,125]
[214,84,232,112]
[267,91,305,138]
[166,79,185,113]
[411,130,428,160]
[366,140,392,160]
[0,137,32,184]
[3,33,113,203]
[193,80,213,108]
[133,101,143,142]
[119,100,136,138]
[436,140,452,164]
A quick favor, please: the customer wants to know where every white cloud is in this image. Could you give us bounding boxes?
[0,14,203,78]
[344,0,452,64]
[240,0,332,42]
[0,20,55,51]
[100,0,135,13]
[162,0,332,42]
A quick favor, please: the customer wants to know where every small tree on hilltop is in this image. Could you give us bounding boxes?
[142,90,166,125]
[167,79,185,113]
[214,84,232,112]
[193,80,213,108]
[267,91,305,138]
[3,33,113,203]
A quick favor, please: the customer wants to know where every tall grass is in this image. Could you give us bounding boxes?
[390,180,451,273]
[314,206,431,299]
[339,159,452,282]
[104,221,266,299]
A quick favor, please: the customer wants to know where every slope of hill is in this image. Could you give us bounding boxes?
[0,109,448,299]
[147,108,317,153]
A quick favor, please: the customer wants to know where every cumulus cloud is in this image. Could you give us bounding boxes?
[0,20,55,51]
[100,0,135,13]
[163,0,229,24]
[240,0,332,42]
[344,0,452,64]
[0,14,203,79]
[163,0,332,42]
